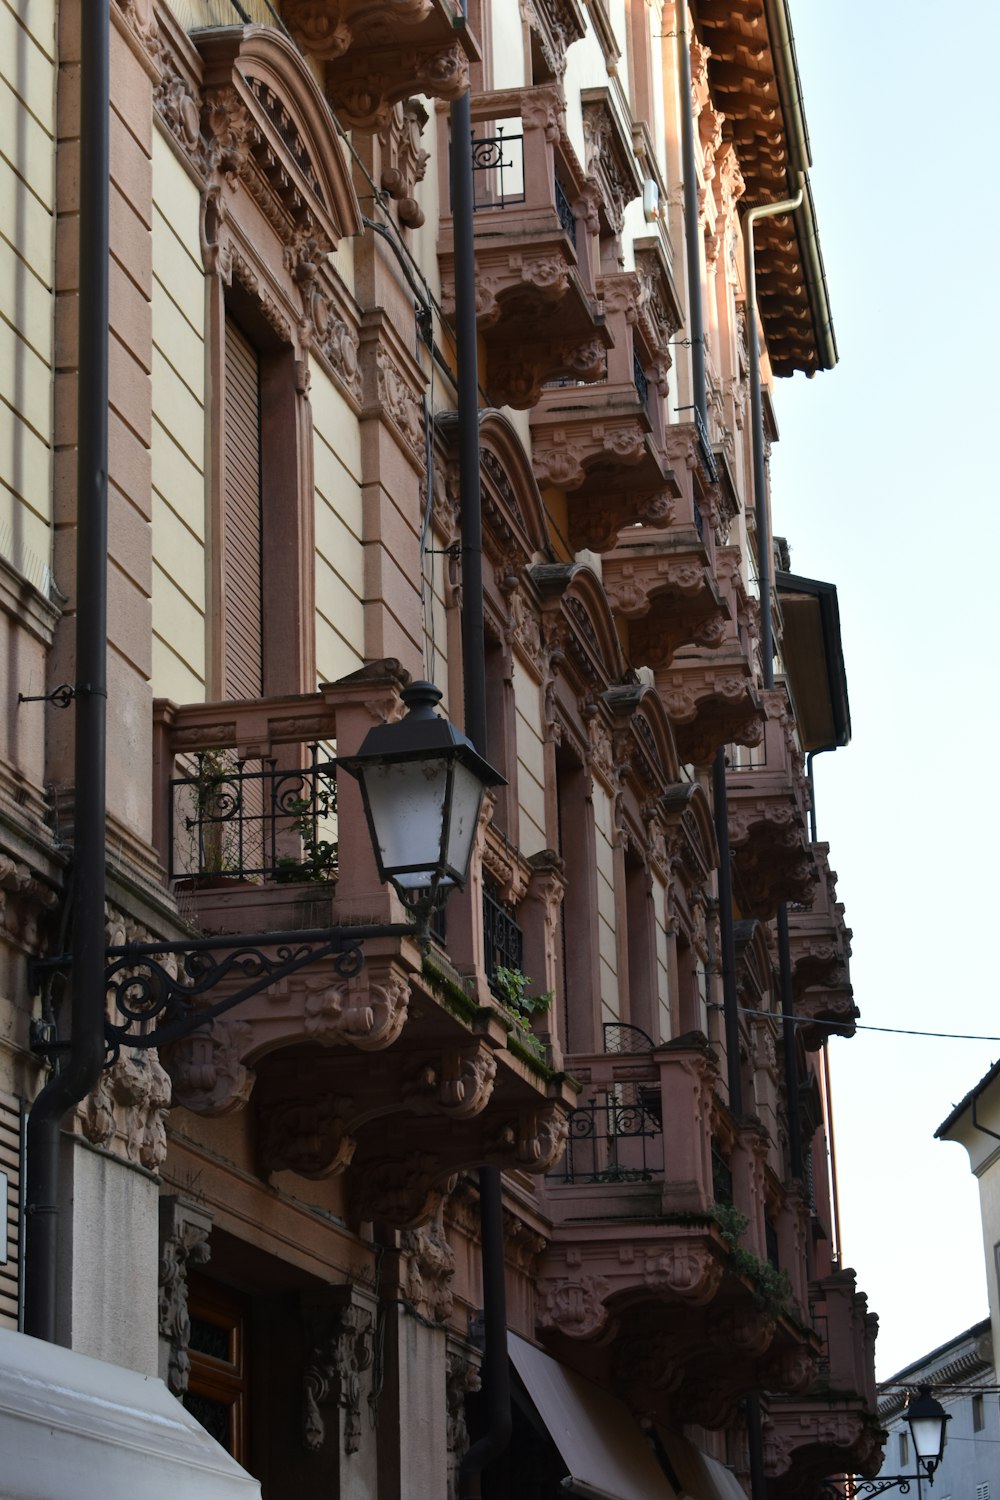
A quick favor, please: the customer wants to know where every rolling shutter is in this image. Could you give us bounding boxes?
[0,1091,21,1329]
[223,318,264,700]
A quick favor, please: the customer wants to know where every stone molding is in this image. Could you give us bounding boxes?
[158,1194,213,1395]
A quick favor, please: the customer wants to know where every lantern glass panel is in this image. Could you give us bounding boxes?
[444,759,489,884]
[362,759,451,886]
[909,1411,947,1464]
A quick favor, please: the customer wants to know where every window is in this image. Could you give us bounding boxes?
[898,1432,909,1466]
[973,1393,985,1432]
[222,316,264,700]
[976,1484,989,1500]
[184,1277,249,1463]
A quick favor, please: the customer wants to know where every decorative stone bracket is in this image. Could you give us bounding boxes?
[158,1194,213,1396]
[302,1286,376,1456]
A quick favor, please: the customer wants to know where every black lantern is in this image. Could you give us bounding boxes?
[339,680,505,906]
[906,1387,950,1480]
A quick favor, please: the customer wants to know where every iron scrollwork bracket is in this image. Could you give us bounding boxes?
[32,920,420,1068]
[853,1479,915,1497]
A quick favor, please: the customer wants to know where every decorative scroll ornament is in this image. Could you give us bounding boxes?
[303,965,410,1049]
[351,1151,452,1228]
[258,1094,357,1179]
[158,1196,212,1396]
[302,1295,374,1455]
[164,1016,254,1116]
[401,1046,498,1118]
[538,1274,612,1339]
[379,98,430,228]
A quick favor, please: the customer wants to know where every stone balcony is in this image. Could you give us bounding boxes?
[149,661,573,1228]
[437,84,610,408]
[763,1270,883,1500]
[725,686,817,919]
[786,844,858,1047]
[655,546,764,765]
[535,1035,820,1428]
[283,0,480,130]
[528,261,683,551]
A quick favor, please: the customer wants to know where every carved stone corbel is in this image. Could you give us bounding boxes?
[400,1199,456,1323]
[446,1342,482,1500]
[164,1016,255,1116]
[258,1094,357,1179]
[302,1287,375,1456]
[158,1195,213,1395]
[302,961,411,1050]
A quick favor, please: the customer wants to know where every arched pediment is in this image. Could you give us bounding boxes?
[733,918,772,1008]
[660,781,719,883]
[478,409,553,560]
[602,682,682,792]
[530,561,625,689]
[197,25,362,251]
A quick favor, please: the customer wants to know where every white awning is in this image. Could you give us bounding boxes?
[509,1332,678,1500]
[0,1329,261,1500]
[661,1431,749,1500]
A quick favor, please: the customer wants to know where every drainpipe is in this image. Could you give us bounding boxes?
[450,86,512,1496]
[743,181,803,691]
[743,184,806,1195]
[25,2,110,1341]
[712,748,741,1115]
[746,1391,769,1500]
[676,0,707,436]
[682,2,739,1118]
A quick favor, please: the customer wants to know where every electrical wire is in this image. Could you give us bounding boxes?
[725,1003,1000,1043]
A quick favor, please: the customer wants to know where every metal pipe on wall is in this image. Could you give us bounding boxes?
[676,0,707,434]
[25,0,111,1341]
[450,86,512,1496]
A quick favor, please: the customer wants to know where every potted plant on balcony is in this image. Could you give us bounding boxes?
[491,965,552,1063]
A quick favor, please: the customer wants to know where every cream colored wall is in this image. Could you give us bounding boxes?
[420,530,450,704]
[150,129,207,704]
[311,363,365,684]
[512,656,546,856]
[490,3,527,89]
[593,780,621,1025]
[0,0,56,593]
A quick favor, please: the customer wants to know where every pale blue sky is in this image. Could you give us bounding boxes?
[768,1,1000,1376]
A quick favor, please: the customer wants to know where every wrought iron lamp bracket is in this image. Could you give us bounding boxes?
[853,1476,928,1497]
[31,918,423,1068]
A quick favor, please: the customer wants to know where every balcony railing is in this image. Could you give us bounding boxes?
[483,881,524,998]
[554,172,577,247]
[169,743,337,885]
[549,1092,664,1183]
[470,127,525,211]
[633,350,650,411]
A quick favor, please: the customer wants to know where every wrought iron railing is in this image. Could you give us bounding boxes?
[469,126,525,211]
[554,173,577,247]
[712,1146,734,1206]
[603,1021,655,1054]
[693,405,718,483]
[482,882,524,996]
[549,1092,664,1183]
[633,350,650,410]
[169,743,337,885]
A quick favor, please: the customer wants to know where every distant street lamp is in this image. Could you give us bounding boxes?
[854,1386,951,1496]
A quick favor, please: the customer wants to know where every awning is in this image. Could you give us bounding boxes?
[661,1431,748,1500]
[509,1332,677,1500]
[0,1329,260,1500]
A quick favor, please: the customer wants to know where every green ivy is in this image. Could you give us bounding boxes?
[711,1203,793,1315]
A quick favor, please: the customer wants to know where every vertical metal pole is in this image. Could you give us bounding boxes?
[677,0,707,433]
[25,0,110,1341]
[712,747,741,1116]
[451,87,512,1496]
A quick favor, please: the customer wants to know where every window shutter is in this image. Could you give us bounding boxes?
[223,317,264,700]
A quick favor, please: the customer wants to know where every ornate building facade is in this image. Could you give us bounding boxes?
[0,1,882,1496]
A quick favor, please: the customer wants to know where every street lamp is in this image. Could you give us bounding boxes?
[854,1386,950,1496]
[32,679,503,1063]
[340,680,504,909]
